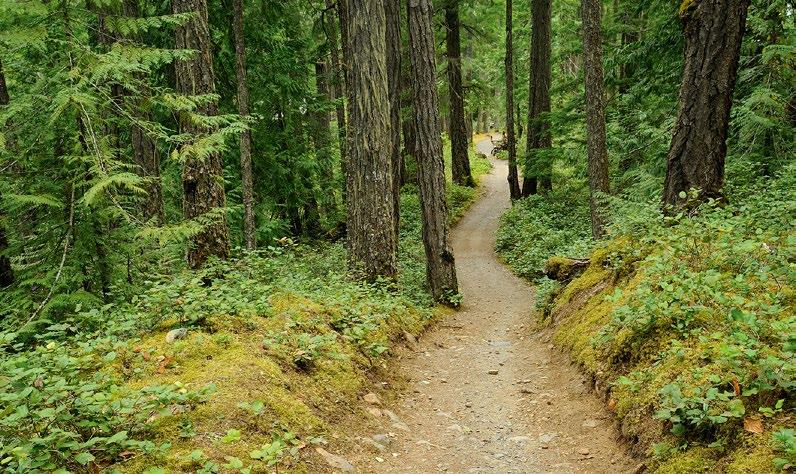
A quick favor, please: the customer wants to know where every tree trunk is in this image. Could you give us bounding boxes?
[232,0,256,249]
[523,0,552,196]
[445,1,474,187]
[516,103,523,139]
[312,60,335,218]
[0,58,13,287]
[385,0,402,238]
[122,0,165,225]
[663,0,751,208]
[408,0,459,303]
[344,0,397,281]
[582,0,610,240]
[401,48,416,185]
[505,0,521,201]
[174,0,230,268]
[326,0,348,204]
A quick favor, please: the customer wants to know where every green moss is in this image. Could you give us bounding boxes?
[679,0,698,16]
[723,435,779,474]
[656,446,717,473]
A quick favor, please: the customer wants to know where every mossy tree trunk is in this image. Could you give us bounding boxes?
[523,0,552,197]
[663,0,751,209]
[582,0,610,239]
[325,0,348,205]
[505,0,521,201]
[174,0,230,268]
[344,0,398,281]
[232,0,256,249]
[408,0,459,302]
[445,1,475,187]
[386,0,402,238]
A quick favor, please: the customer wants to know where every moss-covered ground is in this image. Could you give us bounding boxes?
[496,166,795,472]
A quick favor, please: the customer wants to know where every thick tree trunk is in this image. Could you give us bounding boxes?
[445,1,474,187]
[232,0,256,249]
[0,58,13,287]
[408,0,459,303]
[326,0,348,204]
[344,0,397,281]
[505,0,521,201]
[174,0,230,268]
[582,0,610,239]
[385,0,402,238]
[523,0,552,196]
[663,0,750,208]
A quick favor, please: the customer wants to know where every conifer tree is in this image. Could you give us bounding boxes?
[524,0,552,196]
[445,0,475,188]
[408,0,459,302]
[663,0,751,208]
[582,0,609,238]
[174,0,231,268]
[344,0,397,281]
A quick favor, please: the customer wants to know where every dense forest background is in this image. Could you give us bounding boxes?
[0,0,794,472]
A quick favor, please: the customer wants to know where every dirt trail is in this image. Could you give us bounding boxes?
[349,136,636,473]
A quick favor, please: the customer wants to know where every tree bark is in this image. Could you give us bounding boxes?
[174,0,230,268]
[326,0,348,204]
[445,1,474,187]
[311,60,335,219]
[232,0,256,249]
[663,0,751,209]
[505,0,521,201]
[401,48,417,186]
[344,0,398,281]
[0,58,13,287]
[523,0,552,196]
[408,0,459,302]
[582,0,610,239]
[385,0,402,238]
[121,0,165,225]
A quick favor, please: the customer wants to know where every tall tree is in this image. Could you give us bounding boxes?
[445,0,475,187]
[311,60,335,217]
[523,0,552,196]
[582,0,609,239]
[232,0,256,249]
[122,0,165,225]
[0,58,13,287]
[325,0,347,203]
[505,0,521,200]
[174,0,230,268]
[663,0,751,208]
[344,0,398,281]
[407,0,458,302]
[385,0,402,237]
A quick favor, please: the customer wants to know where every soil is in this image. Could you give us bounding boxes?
[345,136,637,473]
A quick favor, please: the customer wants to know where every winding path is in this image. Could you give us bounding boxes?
[350,136,635,473]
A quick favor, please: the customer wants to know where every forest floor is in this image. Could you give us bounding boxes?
[348,136,638,473]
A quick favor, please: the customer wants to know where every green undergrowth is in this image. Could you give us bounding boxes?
[0,152,490,473]
[498,164,795,472]
[495,182,593,313]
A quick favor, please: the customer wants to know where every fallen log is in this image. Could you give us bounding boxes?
[544,256,590,282]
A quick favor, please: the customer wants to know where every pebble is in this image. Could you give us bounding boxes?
[165,328,187,343]
[363,392,381,405]
[315,447,356,473]
[488,370,499,375]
